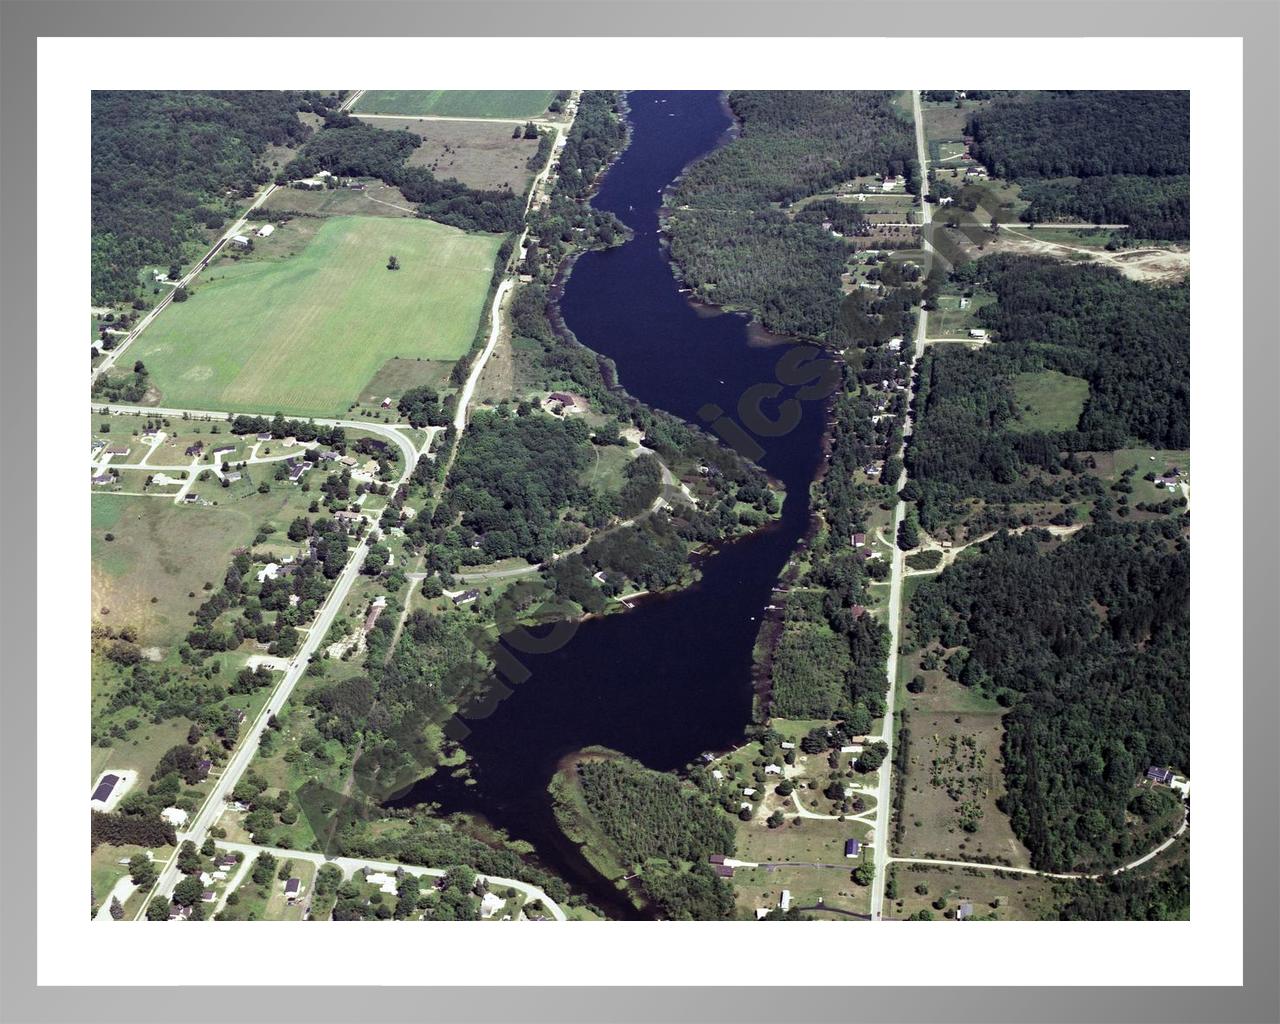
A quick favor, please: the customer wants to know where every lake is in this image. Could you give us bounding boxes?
[392,91,832,917]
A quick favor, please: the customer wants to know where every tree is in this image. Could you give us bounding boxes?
[852,861,875,886]
[172,286,189,302]
[146,896,171,921]
[129,853,157,888]
[109,896,125,920]
[172,875,204,907]
[168,262,182,280]
[387,254,400,271]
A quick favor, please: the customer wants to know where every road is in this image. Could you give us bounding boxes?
[90,402,416,471]
[451,102,576,434]
[92,181,279,383]
[216,840,568,920]
[868,90,934,922]
[122,407,418,918]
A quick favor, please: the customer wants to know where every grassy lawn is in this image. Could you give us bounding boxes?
[354,90,556,119]
[262,182,415,219]
[354,357,456,416]
[357,116,541,193]
[1009,370,1090,433]
[1088,448,1191,506]
[580,444,634,495]
[928,291,996,338]
[131,216,500,417]
[885,862,1061,921]
[736,815,871,866]
[732,864,870,919]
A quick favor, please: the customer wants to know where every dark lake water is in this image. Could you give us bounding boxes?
[392,91,831,916]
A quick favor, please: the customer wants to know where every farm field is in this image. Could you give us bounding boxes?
[357,116,541,193]
[1009,369,1090,432]
[354,90,556,119]
[129,216,500,417]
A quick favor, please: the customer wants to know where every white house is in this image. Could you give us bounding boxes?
[257,563,280,583]
[160,806,188,827]
[230,234,251,249]
[364,871,399,895]
[779,889,792,912]
[480,892,505,919]
[968,328,988,340]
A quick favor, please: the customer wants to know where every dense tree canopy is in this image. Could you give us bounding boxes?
[907,524,1188,872]
[92,90,320,303]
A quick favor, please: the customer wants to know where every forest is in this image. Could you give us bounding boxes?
[431,410,593,566]
[965,91,1189,239]
[666,91,916,340]
[902,256,1188,532]
[574,755,737,920]
[966,91,1189,181]
[906,523,1189,873]
[1018,175,1190,240]
[91,90,322,303]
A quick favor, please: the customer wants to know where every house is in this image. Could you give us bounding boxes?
[196,759,212,779]
[212,444,236,456]
[256,223,275,238]
[713,865,735,878]
[230,234,251,249]
[764,764,782,775]
[346,181,366,191]
[216,855,238,870]
[852,532,867,549]
[779,889,792,912]
[968,328,988,340]
[167,905,193,921]
[201,890,217,903]
[380,396,393,409]
[91,474,115,486]
[707,854,726,865]
[233,709,247,724]
[91,774,119,804]
[185,441,204,457]
[1146,766,1175,786]
[364,871,399,895]
[288,461,310,483]
[850,605,866,620]
[333,509,364,530]
[282,436,297,448]
[256,432,273,442]
[257,562,280,583]
[104,445,131,457]
[294,178,326,191]
[755,908,770,920]
[887,337,903,351]
[956,902,974,921]
[844,839,862,858]
[780,741,796,751]
[160,806,189,827]
[480,891,505,919]
[225,472,242,483]
[711,769,724,781]
[452,589,481,606]
[318,450,339,462]
[742,788,756,797]
[363,595,387,633]
[283,878,303,902]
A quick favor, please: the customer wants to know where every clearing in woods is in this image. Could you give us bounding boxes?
[354,90,556,119]
[356,116,542,193]
[128,216,501,418]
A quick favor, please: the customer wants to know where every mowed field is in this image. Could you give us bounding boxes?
[355,90,556,119]
[131,217,500,417]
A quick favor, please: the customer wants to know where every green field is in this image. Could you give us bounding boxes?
[355,90,556,119]
[1009,370,1090,432]
[132,216,500,417]
[92,488,317,648]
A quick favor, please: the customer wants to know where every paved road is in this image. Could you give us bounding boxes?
[868,89,934,923]
[124,410,419,919]
[91,403,416,471]
[355,112,553,127]
[216,840,568,920]
[93,181,279,383]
